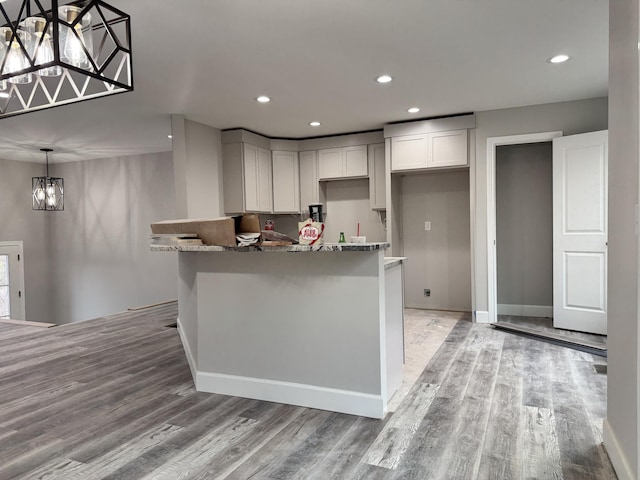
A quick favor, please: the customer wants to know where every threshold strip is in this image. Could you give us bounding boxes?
[492,322,607,358]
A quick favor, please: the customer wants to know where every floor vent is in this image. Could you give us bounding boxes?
[593,364,607,375]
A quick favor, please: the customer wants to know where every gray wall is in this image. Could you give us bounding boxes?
[496,142,553,308]
[323,179,386,243]
[605,0,638,476]
[473,97,609,315]
[171,116,225,218]
[49,152,178,324]
[401,171,471,311]
[0,158,51,322]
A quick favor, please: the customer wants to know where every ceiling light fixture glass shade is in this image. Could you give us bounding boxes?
[32,148,63,211]
[0,0,132,119]
[1,27,32,83]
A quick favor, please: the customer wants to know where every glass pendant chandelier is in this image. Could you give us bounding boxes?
[0,0,132,119]
[32,148,63,211]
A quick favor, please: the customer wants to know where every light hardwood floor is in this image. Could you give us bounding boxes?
[0,303,615,479]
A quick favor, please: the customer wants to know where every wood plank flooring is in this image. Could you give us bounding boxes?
[0,304,616,479]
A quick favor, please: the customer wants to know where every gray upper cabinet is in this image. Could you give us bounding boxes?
[391,129,468,172]
[318,145,368,180]
[272,151,300,214]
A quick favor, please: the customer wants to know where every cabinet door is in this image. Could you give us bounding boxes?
[368,143,386,210]
[391,134,428,171]
[243,143,260,211]
[344,145,368,177]
[258,147,273,212]
[299,150,319,213]
[222,143,245,214]
[428,129,468,168]
[318,148,344,179]
[272,151,300,213]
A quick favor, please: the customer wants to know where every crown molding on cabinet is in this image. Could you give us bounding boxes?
[221,128,384,152]
[384,114,476,138]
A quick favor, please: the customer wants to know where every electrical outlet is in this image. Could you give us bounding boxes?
[424,289,431,297]
[424,221,431,231]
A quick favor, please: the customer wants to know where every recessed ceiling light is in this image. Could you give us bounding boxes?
[168,135,173,139]
[407,107,420,113]
[376,75,392,84]
[0,92,8,99]
[548,54,570,64]
[309,121,321,127]
[256,96,271,103]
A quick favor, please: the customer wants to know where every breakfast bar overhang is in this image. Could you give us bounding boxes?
[153,243,405,419]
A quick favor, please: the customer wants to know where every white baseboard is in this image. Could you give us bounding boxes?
[603,418,635,480]
[474,311,490,323]
[497,304,553,317]
[196,371,386,419]
[176,318,385,419]
[176,318,197,381]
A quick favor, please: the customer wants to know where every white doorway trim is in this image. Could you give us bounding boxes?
[0,241,26,320]
[485,131,563,324]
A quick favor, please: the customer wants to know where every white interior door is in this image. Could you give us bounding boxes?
[552,130,608,334]
[0,243,25,320]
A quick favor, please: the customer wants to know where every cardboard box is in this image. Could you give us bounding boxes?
[151,214,261,247]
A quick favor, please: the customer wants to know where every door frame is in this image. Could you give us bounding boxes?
[484,131,563,324]
[0,241,25,320]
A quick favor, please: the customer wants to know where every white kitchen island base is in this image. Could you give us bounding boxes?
[158,243,404,419]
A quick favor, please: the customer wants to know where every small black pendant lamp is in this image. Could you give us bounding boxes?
[32,148,63,211]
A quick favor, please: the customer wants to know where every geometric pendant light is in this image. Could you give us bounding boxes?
[32,148,63,210]
[0,0,132,119]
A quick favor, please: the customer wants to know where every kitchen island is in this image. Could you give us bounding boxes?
[152,242,405,419]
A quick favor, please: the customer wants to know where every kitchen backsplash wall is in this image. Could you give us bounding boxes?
[260,178,385,244]
[323,179,385,244]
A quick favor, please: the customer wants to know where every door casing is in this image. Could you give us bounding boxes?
[484,131,563,324]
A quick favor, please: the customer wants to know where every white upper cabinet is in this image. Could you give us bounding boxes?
[318,148,343,179]
[245,144,273,213]
[272,151,300,213]
[344,145,368,177]
[257,147,273,212]
[390,134,427,171]
[391,129,468,171]
[299,150,320,213]
[318,145,368,180]
[428,130,468,168]
[243,143,260,212]
[368,143,386,210]
[222,141,273,214]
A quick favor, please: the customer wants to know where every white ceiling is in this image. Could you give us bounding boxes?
[0,0,608,163]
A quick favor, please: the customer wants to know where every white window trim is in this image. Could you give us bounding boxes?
[0,241,26,320]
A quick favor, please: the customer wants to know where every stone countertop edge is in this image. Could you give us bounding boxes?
[384,257,407,270]
[150,242,390,252]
